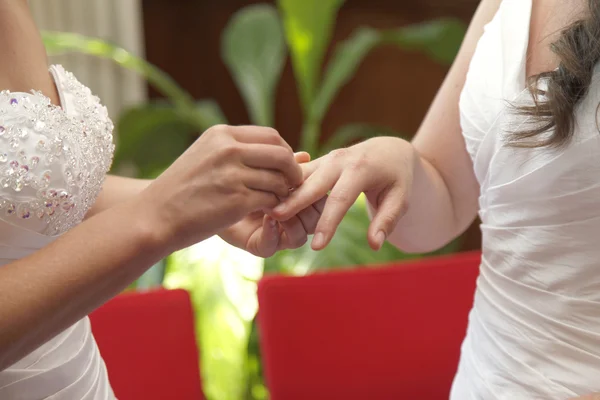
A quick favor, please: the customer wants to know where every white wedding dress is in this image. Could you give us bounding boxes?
[0,65,115,399]
[451,0,600,398]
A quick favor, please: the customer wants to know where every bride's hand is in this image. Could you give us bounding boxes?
[138,125,305,252]
[271,137,415,251]
[219,152,327,257]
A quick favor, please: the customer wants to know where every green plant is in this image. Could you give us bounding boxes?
[43,3,465,398]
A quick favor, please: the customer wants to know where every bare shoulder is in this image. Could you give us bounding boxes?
[0,1,59,104]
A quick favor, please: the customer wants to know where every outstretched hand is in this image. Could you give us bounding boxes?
[219,152,327,258]
[271,137,414,251]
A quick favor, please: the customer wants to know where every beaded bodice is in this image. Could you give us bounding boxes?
[0,65,114,236]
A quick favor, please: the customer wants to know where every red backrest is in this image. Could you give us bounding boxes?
[257,251,481,400]
[89,288,204,400]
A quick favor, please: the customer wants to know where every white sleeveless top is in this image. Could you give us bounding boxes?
[0,65,116,399]
[452,1,600,398]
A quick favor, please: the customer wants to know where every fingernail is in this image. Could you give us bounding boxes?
[375,231,386,249]
[268,218,277,228]
[312,233,325,249]
[273,204,285,214]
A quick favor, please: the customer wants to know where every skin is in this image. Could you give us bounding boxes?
[0,2,321,371]
[272,0,598,397]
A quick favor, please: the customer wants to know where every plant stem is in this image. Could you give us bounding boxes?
[300,120,320,155]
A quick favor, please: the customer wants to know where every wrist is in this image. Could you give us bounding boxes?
[114,197,175,259]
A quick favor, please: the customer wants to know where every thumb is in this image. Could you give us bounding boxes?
[367,186,407,251]
[253,215,280,257]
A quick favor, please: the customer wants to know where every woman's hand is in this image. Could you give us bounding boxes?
[271,137,416,251]
[219,152,327,257]
[139,125,304,252]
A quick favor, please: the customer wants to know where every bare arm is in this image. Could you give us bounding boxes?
[378,0,501,252]
[272,0,501,253]
[0,200,164,370]
[86,175,152,218]
[0,4,306,366]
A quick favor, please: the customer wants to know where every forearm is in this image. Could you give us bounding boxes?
[87,175,152,218]
[0,199,167,370]
[91,176,240,248]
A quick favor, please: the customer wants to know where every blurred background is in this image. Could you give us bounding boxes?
[31,0,480,399]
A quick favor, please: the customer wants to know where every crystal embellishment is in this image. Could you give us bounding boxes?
[0,65,114,234]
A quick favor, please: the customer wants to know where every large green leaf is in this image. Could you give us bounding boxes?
[222,4,286,127]
[277,0,345,114]
[311,19,466,126]
[113,101,227,178]
[383,18,466,65]
[114,103,192,178]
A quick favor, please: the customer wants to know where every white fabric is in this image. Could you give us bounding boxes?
[0,66,115,399]
[451,1,600,398]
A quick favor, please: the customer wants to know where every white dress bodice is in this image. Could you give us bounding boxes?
[0,65,115,399]
[452,1,600,398]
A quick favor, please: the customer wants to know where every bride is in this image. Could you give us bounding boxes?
[274,0,600,398]
[0,1,322,398]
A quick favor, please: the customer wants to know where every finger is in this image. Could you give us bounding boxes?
[243,168,290,198]
[294,151,311,164]
[294,197,326,235]
[367,185,407,251]
[245,190,280,212]
[272,164,338,221]
[229,125,293,152]
[312,196,327,214]
[300,158,322,181]
[311,172,366,250]
[241,144,303,187]
[278,216,308,249]
[252,215,280,257]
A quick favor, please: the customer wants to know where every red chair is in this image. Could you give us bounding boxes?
[90,288,204,400]
[257,251,481,400]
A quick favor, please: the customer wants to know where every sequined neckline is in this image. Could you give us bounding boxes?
[0,65,115,236]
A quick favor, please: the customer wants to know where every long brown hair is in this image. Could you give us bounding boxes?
[511,0,600,148]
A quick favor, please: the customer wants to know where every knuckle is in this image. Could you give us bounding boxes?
[218,142,243,158]
[380,214,398,230]
[328,148,348,160]
[328,189,352,205]
[262,127,282,144]
[348,153,369,171]
[207,124,230,137]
